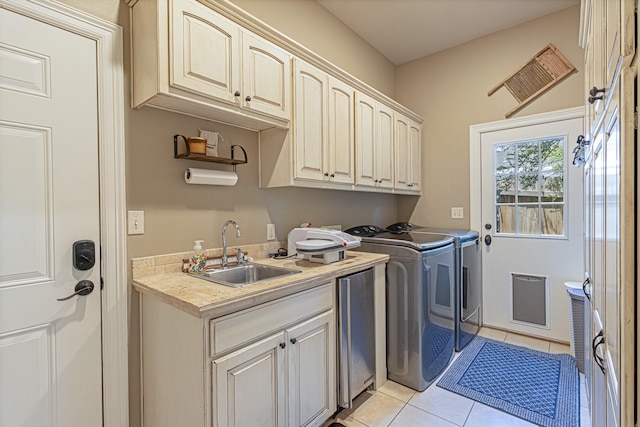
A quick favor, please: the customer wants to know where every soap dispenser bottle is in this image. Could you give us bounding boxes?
[189,240,206,273]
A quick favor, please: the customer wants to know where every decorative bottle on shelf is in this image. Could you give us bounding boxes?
[189,240,206,273]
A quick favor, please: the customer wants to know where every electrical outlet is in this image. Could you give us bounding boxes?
[128,211,145,235]
[451,207,464,219]
[267,223,276,241]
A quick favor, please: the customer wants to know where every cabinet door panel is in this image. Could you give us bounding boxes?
[394,115,421,192]
[213,333,286,427]
[394,115,410,189]
[294,60,327,181]
[171,0,240,102]
[243,32,291,120]
[328,77,355,184]
[409,121,421,190]
[605,0,620,86]
[592,132,605,314]
[355,92,377,187]
[287,311,335,427]
[376,103,394,189]
[604,114,620,383]
[591,310,606,427]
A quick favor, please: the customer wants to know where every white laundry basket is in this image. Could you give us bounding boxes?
[565,281,585,373]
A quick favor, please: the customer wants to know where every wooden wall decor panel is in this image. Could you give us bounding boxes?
[488,43,577,118]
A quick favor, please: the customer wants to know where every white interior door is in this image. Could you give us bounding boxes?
[479,116,583,341]
[0,8,103,426]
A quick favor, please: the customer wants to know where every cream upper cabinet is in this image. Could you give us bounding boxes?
[327,76,355,184]
[293,59,354,185]
[130,0,423,193]
[294,59,328,182]
[394,113,421,192]
[242,32,291,121]
[376,103,395,189]
[170,0,240,104]
[408,121,422,191]
[131,0,291,130]
[355,92,394,190]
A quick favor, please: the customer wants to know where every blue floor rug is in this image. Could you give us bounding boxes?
[437,336,580,427]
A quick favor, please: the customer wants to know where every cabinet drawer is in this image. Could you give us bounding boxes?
[210,282,333,356]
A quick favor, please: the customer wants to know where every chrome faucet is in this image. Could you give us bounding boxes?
[222,220,241,268]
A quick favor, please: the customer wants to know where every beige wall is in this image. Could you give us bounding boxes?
[229,0,397,98]
[396,5,584,229]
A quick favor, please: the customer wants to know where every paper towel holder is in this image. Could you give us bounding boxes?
[173,135,247,172]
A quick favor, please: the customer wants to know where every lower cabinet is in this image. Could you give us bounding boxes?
[140,282,336,427]
[213,333,286,427]
[213,311,335,427]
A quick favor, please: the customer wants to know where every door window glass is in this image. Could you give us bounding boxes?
[494,137,565,236]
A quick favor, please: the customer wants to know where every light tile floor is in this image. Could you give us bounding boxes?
[323,327,590,427]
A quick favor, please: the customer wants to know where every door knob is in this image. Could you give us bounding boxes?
[57,280,95,301]
[484,235,492,246]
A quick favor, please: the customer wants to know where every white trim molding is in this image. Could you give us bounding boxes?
[468,106,585,234]
[0,1,129,426]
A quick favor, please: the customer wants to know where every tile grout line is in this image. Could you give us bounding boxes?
[404,401,467,427]
[461,401,478,426]
[384,400,408,427]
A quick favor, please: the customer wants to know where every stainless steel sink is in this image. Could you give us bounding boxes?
[191,263,301,288]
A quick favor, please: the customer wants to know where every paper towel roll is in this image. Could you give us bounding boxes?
[184,168,238,186]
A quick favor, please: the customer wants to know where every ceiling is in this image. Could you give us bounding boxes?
[316,0,580,65]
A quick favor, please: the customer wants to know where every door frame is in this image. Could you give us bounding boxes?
[469,106,585,234]
[0,0,129,426]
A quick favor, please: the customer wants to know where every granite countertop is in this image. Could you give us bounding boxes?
[132,251,389,319]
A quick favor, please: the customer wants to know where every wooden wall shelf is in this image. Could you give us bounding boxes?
[173,134,247,168]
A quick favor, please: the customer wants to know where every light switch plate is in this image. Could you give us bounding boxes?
[451,207,464,219]
[128,211,145,235]
[267,223,276,241]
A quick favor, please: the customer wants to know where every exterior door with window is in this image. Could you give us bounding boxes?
[479,116,583,341]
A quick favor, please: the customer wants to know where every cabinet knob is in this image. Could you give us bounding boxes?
[330,173,335,178]
[279,342,286,349]
[407,183,413,187]
[588,95,603,104]
[592,330,606,374]
[323,172,329,177]
[234,91,241,97]
[589,86,605,96]
[290,338,297,344]
[245,96,252,102]
[582,277,591,301]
